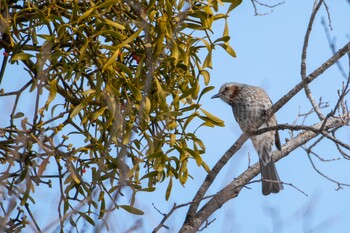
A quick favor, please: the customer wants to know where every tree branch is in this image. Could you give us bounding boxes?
[179,113,349,232]
[181,41,350,232]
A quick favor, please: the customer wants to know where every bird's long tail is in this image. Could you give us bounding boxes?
[259,158,283,195]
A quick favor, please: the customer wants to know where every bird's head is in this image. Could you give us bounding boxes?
[211,82,246,105]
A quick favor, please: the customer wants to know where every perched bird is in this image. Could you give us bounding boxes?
[212,82,283,195]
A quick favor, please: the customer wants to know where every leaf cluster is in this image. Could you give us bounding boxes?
[0,0,240,231]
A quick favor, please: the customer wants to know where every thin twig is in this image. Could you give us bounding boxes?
[250,0,285,16]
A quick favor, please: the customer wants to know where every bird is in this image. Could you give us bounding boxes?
[211,82,283,195]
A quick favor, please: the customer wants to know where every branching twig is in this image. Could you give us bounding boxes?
[306,149,350,188]
[250,0,285,16]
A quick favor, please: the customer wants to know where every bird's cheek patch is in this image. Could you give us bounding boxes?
[230,86,240,100]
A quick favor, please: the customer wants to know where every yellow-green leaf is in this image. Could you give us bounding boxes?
[223,18,229,37]
[200,70,210,85]
[96,0,115,9]
[104,18,125,30]
[77,8,94,24]
[197,86,214,104]
[218,43,236,58]
[203,51,212,68]
[69,167,81,184]
[127,82,142,101]
[11,53,33,62]
[14,112,24,118]
[70,102,85,119]
[120,205,144,215]
[79,212,95,226]
[103,49,119,70]
[100,30,126,40]
[92,106,107,121]
[122,124,132,145]
[117,29,142,49]
[184,147,202,166]
[201,161,211,173]
[47,79,57,104]
[116,61,133,78]
[165,177,172,201]
[140,96,151,114]
[170,134,176,147]
[99,197,106,219]
[200,108,225,126]
[227,0,243,13]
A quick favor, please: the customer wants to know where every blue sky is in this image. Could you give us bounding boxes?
[1,1,350,232]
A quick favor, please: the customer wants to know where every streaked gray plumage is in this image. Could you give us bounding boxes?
[212,82,283,195]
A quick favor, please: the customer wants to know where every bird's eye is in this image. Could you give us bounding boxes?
[224,86,229,92]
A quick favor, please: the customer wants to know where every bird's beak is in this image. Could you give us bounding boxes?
[211,93,222,99]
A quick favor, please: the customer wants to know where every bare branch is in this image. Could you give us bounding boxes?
[179,113,348,233]
[306,149,350,188]
[301,0,325,120]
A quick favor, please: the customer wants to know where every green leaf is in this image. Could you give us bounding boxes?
[197,86,214,104]
[104,18,125,30]
[223,18,229,37]
[147,151,164,159]
[69,216,77,227]
[10,53,33,63]
[70,102,85,119]
[184,147,202,166]
[165,177,172,201]
[140,96,151,115]
[183,111,199,130]
[200,108,225,126]
[13,112,24,118]
[122,124,132,145]
[103,49,120,70]
[213,36,230,44]
[140,171,158,180]
[78,212,95,226]
[91,106,107,121]
[200,70,210,85]
[47,79,57,104]
[119,205,144,215]
[100,30,126,40]
[154,78,166,107]
[117,29,142,49]
[218,43,236,58]
[201,161,211,173]
[99,197,106,219]
[116,61,133,78]
[174,145,187,161]
[170,133,176,147]
[77,8,94,24]
[203,51,212,68]
[192,81,200,100]
[140,187,156,192]
[96,0,116,9]
[227,0,243,13]
[179,160,188,184]
[68,166,81,184]
[185,23,205,30]
[127,82,142,101]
